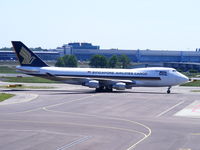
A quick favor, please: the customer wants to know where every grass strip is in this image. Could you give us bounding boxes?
[0,93,14,102]
[181,80,200,87]
[0,66,18,74]
[191,90,200,92]
[0,85,54,89]
[0,77,59,83]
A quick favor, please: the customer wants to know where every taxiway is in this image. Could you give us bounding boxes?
[0,83,200,150]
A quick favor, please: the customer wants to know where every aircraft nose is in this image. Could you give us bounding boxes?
[179,74,189,84]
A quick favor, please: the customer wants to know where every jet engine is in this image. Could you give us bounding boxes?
[112,82,126,90]
[84,80,99,88]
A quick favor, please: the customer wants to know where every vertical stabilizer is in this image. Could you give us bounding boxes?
[12,41,48,67]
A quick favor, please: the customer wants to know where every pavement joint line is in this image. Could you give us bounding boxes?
[42,108,151,150]
[155,100,185,118]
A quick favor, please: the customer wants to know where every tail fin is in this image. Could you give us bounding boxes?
[12,41,48,67]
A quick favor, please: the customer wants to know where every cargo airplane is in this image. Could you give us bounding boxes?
[12,41,189,93]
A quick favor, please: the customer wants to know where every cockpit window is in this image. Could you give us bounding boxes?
[159,71,167,76]
[172,70,176,72]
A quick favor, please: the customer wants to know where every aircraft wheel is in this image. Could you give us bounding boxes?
[95,86,105,92]
[167,86,171,94]
[105,87,113,92]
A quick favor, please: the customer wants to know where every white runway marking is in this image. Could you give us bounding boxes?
[156,101,185,117]
[42,107,151,150]
[175,100,200,118]
[57,136,92,150]
[0,91,152,149]
[0,128,91,150]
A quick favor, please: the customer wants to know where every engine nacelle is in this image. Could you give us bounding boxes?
[113,82,126,90]
[84,80,99,88]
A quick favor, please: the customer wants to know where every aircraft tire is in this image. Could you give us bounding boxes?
[167,86,171,94]
[105,87,113,92]
[95,86,105,92]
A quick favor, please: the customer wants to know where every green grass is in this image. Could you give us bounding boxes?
[0,77,59,83]
[191,90,200,92]
[181,72,200,78]
[0,93,14,102]
[0,66,18,74]
[181,80,200,87]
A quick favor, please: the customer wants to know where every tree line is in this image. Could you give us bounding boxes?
[55,54,131,68]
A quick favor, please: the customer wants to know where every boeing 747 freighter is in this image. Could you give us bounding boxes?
[12,41,189,93]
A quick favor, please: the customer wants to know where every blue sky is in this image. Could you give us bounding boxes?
[0,0,200,50]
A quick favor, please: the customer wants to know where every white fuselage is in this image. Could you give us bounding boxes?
[16,66,189,88]
[12,41,189,92]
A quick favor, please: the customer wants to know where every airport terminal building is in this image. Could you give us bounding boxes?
[62,42,200,63]
[1,42,200,71]
[0,50,60,61]
[62,43,200,71]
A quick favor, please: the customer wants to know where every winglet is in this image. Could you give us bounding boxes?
[12,41,48,67]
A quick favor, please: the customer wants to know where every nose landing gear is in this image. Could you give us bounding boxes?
[167,86,171,94]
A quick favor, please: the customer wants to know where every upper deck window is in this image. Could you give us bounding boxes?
[159,71,167,76]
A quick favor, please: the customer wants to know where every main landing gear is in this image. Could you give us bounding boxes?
[167,86,171,94]
[95,86,113,92]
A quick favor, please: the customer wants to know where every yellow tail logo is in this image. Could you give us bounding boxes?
[19,47,36,64]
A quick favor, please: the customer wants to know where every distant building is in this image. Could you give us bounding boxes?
[72,48,200,63]
[68,42,99,50]
[2,42,200,71]
[61,42,100,55]
[0,50,60,61]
